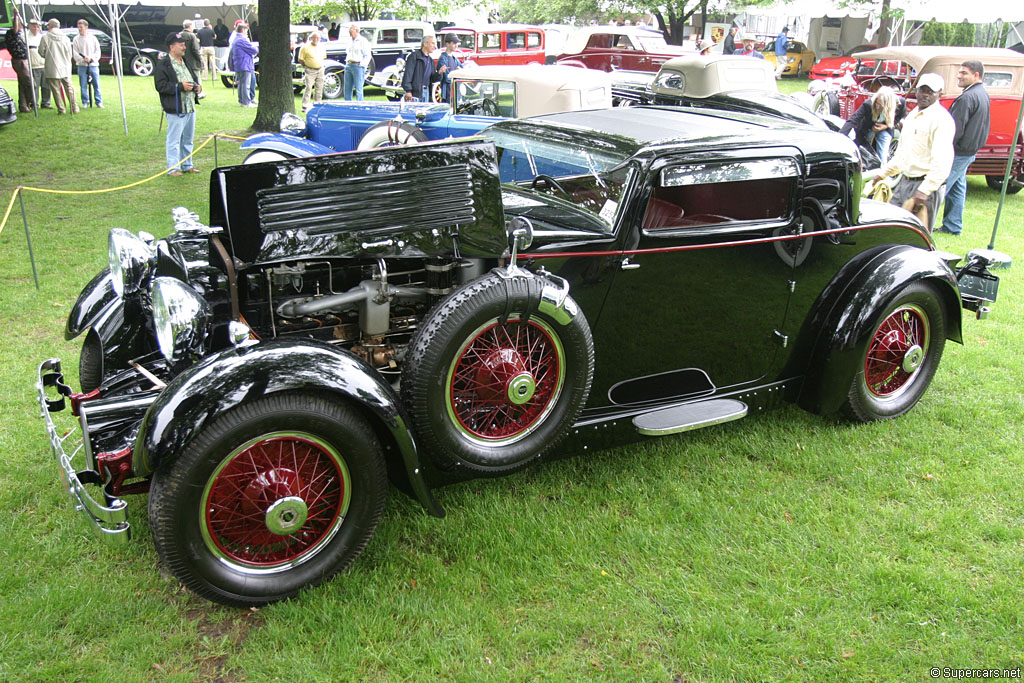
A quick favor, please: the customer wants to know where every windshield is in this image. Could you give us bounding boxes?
[484,128,632,230]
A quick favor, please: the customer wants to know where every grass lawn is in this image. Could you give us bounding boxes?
[1,73,1022,681]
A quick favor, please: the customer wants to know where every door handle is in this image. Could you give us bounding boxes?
[620,257,640,270]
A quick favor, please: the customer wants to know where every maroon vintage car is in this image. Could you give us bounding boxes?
[439,24,546,66]
[842,46,1024,192]
[556,26,692,72]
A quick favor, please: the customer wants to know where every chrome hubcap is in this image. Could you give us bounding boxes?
[507,372,536,405]
[902,344,924,373]
[265,496,309,536]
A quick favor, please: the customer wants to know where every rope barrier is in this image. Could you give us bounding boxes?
[0,131,245,238]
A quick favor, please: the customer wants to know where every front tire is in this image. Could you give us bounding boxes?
[403,272,594,474]
[384,72,403,101]
[149,393,387,607]
[79,328,103,392]
[842,282,946,421]
[244,150,291,165]
[322,71,342,99]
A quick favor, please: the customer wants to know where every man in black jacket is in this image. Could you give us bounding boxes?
[155,32,201,176]
[402,35,439,102]
[722,26,737,57]
[938,60,990,235]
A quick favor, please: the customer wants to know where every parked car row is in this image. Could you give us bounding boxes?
[58,27,164,77]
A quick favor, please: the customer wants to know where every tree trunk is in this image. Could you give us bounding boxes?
[877,0,892,47]
[252,0,293,131]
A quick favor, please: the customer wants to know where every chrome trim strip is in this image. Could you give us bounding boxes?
[36,359,130,548]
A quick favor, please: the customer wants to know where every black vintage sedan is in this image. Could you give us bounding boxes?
[37,107,1006,607]
[59,27,163,77]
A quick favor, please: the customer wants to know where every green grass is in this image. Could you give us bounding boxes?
[1,73,1022,681]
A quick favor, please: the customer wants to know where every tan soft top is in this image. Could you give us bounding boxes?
[651,55,778,98]
[452,64,613,117]
[852,46,1024,96]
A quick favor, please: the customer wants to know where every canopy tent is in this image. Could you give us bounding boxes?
[13,1,251,133]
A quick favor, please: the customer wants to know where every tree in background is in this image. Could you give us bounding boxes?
[252,0,294,131]
[920,20,978,47]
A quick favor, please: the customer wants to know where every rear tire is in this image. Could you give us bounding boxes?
[842,282,946,422]
[130,54,154,77]
[149,393,387,607]
[985,174,1024,194]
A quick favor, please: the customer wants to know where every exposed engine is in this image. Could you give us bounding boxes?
[243,256,488,377]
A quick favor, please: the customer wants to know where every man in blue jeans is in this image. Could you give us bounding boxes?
[938,60,990,235]
[154,32,201,176]
[344,23,372,100]
[773,26,789,78]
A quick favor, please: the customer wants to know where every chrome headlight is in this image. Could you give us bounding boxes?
[280,111,307,135]
[151,277,210,365]
[394,57,405,70]
[108,228,154,298]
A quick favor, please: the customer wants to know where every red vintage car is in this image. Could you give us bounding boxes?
[809,43,877,80]
[556,26,692,72]
[842,46,1024,193]
[438,24,545,66]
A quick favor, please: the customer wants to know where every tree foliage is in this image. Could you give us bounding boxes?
[290,0,451,23]
[920,20,976,47]
[496,0,710,44]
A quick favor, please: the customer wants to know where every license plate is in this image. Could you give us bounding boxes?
[958,271,999,302]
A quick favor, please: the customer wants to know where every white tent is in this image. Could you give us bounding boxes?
[19,1,251,133]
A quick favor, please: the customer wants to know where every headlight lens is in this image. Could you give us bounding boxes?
[280,111,307,135]
[152,277,210,365]
[108,228,154,298]
[395,57,405,70]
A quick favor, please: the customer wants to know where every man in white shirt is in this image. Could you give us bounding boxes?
[27,18,52,109]
[344,24,371,101]
[71,19,102,108]
[872,72,955,230]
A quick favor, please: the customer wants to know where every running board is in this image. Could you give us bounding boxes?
[632,399,748,436]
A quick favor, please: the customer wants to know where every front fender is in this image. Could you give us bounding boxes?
[135,338,443,516]
[794,245,962,415]
[65,268,116,340]
[370,65,400,87]
[240,132,336,159]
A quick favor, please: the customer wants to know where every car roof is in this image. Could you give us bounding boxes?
[442,23,543,33]
[453,65,612,117]
[852,46,1024,70]
[653,55,779,97]
[561,26,666,54]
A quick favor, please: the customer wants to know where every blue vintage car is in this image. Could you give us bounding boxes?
[240,65,614,163]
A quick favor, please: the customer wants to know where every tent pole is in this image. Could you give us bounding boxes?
[109,0,128,136]
[988,94,1024,250]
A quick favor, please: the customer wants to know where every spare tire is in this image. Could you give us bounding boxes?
[812,91,840,117]
[403,272,594,474]
[356,120,428,150]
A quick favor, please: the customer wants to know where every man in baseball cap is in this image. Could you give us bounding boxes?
[871,73,954,230]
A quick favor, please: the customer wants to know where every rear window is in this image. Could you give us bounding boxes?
[527,32,542,48]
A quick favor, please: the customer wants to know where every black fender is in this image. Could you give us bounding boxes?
[65,268,116,340]
[793,245,962,415]
[134,338,443,517]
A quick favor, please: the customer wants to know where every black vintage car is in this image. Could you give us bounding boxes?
[0,84,16,126]
[59,27,164,77]
[37,107,1007,607]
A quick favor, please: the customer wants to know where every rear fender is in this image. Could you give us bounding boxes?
[135,338,443,517]
[240,133,335,159]
[793,245,962,415]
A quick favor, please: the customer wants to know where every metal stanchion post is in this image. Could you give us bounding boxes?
[19,190,40,290]
[215,133,219,168]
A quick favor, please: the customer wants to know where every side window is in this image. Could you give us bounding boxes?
[586,34,613,49]
[404,28,423,43]
[480,33,501,51]
[984,71,1014,88]
[507,32,525,50]
[454,80,516,117]
[615,35,635,50]
[527,32,542,48]
[643,159,799,231]
[359,28,374,43]
[378,29,398,44]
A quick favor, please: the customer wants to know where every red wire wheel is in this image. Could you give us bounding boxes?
[446,316,565,446]
[200,433,352,571]
[863,303,930,399]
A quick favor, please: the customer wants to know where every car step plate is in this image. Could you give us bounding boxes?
[632,399,748,436]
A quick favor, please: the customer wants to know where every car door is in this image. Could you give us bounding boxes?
[588,148,804,406]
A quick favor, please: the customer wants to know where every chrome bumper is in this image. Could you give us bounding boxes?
[36,359,130,547]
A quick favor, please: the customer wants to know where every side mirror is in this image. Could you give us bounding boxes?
[506,216,534,264]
